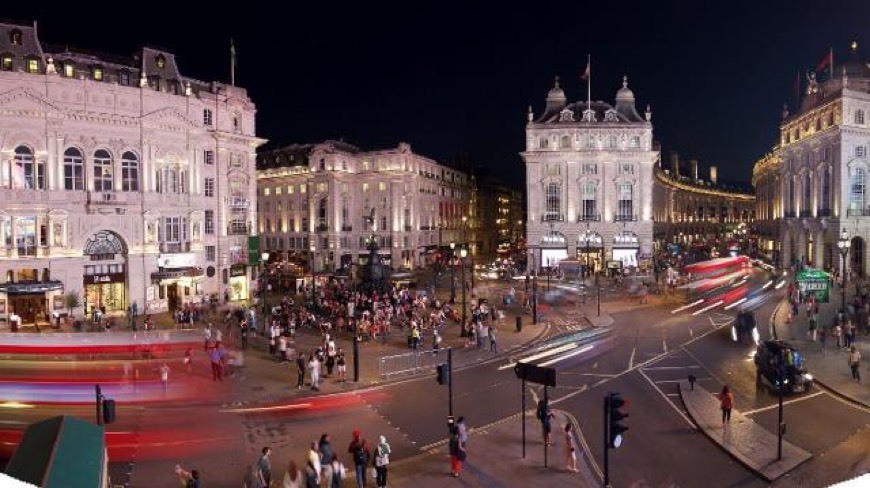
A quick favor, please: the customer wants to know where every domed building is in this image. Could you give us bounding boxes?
[755,43,870,275]
[521,75,657,275]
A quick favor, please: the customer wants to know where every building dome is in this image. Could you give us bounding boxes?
[615,75,635,103]
[546,76,567,104]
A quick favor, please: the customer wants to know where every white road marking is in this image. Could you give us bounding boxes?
[638,367,695,427]
[741,391,824,415]
[538,344,594,367]
[628,347,636,370]
[497,343,578,370]
[655,378,710,384]
[643,365,701,371]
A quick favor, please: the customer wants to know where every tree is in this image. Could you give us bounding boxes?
[64,291,81,318]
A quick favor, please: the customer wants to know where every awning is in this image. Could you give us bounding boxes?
[0,281,64,294]
[151,267,204,282]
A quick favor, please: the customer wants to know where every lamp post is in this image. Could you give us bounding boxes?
[460,247,468,337]
[450,241,456,302]
[310,244,317,308]
[260,252,270,315]
[837,229,851,314]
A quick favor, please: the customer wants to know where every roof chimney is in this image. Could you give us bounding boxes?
[670,151,680,176]
[710,165,718,185]
[689,159,699,181]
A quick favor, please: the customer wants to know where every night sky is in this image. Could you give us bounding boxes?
[5,2,869,187]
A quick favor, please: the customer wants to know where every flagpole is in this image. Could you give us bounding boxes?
[587,54,591,114]
[829,47,834,80]
[230,38,236,86]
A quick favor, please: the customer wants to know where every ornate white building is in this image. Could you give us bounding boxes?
[256,141,471,271]
[0,21,264,326]
[754,46,870,275]
[521,76,657,273]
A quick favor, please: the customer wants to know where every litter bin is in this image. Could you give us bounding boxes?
[515,316,522,333]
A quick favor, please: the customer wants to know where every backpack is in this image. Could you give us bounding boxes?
[354,441,368,465]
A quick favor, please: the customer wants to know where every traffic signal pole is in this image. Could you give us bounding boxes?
[95,384,103,426]
[448,347,454,419]
[543,385,549,468]
[603,393,610,488]
[521,377,526,459]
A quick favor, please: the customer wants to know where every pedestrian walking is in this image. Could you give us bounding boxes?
[488,325,497,353]
[834,323,843,348]
[819,325,827,354]
[309,354,321,390]
[208,345,222,381]
[564,422,578,473]
[848,346,862,383]
[348,429,370,488]
[297,353,307,389]
[319,434,335,487]
[330,457,347,488]
[808,313,817,341]
[307,441,322,485]
[456,416,469,448]
[448,428,465,477]
[174,465,201,488]
[258,446,273,487]
[159,362,170,394]
[243,462,265,488]
[717,385,734,426]
[372,435,391,488]
[283,459,302,488]
[336,350,347,383]
[203,324,212,351]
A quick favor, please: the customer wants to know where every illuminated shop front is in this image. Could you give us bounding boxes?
[539,230,567,269]
[612,232,640,268]
[228,263,249,301]
[82,231,129,314]
[577,231,604,273]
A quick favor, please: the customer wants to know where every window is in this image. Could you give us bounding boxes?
[617,182,633,219]
[378,182,387,191]
[362,183,370,192]
[92,67,103,81]
[582,163,597,175]
[318,198,328,227]
[26,58,38,73]
[93,150,113,192]
[206,245,216,262]
[13,146,43,190]
[204,150,214,165]
[856,110,865,125]
[803,173,812,210]
[545,182,561,220]
[15,217,36,256]
[586,135,595,148]
[341,197,349,227]
[263,187,271,196]
[204,210,214,235]
[63,147,84,190]
[287,185,294,195]
[300,184,306,194]
[205,177,215,197]
[302,217,309,232]
[856,146,866,158]
[607,135,617,148]
[156,167,178,193]
[821,166,831,211]
[159,217,187,244]
[9,29,22,46]
[618,163,634,175]
[560,135,570,148]
[581,182,597,219]
[1,55,11,71]
[317,183,327,192]
[64,62,75,78]
[155,54,166,68]
[630,136,640,148]
[203,109,213,126]
[850,168,866,210]
[119,70,130,86]
[233,116,240,132]
[539,137,549,149]
[121,152,139,191]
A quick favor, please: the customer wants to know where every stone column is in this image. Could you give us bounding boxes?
[814,231,824,269]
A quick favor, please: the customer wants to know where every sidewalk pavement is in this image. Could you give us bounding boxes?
[678,380,812,482]
[772,292,870,407]
[386,409,598,488]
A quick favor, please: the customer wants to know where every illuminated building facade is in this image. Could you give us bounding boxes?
[256,141,470,271]
[755,46,870,275]
[470,176,524,256]
[0,21,264,327]
[654,151,755,255]
[522,76,657,273]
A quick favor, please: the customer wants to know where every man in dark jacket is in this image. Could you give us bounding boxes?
[347,428,370,487]
[297,352,307,389]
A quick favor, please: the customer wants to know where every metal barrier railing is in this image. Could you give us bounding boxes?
[378,348,445,378]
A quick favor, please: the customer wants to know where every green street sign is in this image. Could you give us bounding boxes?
[795,267,830,303]
[248,235,261,266]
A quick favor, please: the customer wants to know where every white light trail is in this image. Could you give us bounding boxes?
[723,297,747,310]
[538,344,595,367]
[497,343,577,370]
[671,299,704,314]
[692,300,724,316]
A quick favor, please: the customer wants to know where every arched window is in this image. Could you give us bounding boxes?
[13,146,43,190]
[560,135,570,148]
[9,30,22,46]
[121,152,139,192]
[93,150,113,192]
[63,148,84,190]
[802,172,811,213]
[617,182,634,220]
[850,168,866,212]
[545,182,561,221]
[581,182,597,220]
[318,198,328,228]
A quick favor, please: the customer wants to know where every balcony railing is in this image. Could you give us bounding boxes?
[315,223,329,232]
[227,223,251,235]
[159,242,191,253]
[817,208,832,217]
[614,214,638,222]
[799,210,813,218]
[577,213,601,222]
[87,191,133,205]
[541,214,564,222]
[846,208,870,217]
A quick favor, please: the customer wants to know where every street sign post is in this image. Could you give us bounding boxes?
[514,361,556,463]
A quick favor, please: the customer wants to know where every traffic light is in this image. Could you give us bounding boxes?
[436,363,451,385]
[607,392,628,448]
[102,398,116,425]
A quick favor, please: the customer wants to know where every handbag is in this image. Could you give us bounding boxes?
[370,467,377,480]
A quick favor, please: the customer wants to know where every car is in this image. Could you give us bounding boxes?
[732,311,760,344]
[754,340,814,394]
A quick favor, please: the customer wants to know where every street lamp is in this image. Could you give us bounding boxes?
[460,247,468,337]
[310,244,317,308]
[837,229,851,314]
[260,252,270,315]
[450,241,456,302]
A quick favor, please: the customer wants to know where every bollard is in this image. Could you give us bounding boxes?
[516,316,522,333]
